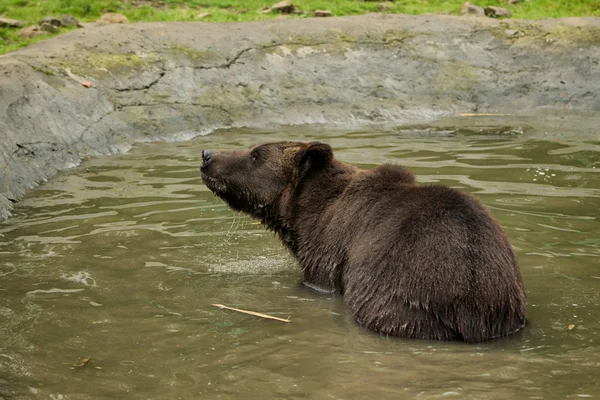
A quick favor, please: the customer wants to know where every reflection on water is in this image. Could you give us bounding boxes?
[0,125,599,399]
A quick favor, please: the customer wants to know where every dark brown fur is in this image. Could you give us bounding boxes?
[201,141,527,343]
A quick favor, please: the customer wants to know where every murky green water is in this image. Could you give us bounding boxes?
[1,124,599,399]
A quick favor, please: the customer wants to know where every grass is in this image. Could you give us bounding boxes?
[1,0,599,55]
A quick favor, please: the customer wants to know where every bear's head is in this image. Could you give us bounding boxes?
[200,141,334,217]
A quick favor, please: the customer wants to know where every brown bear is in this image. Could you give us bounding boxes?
[200,141,527,343]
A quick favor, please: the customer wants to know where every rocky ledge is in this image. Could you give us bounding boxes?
[1,14,599,220]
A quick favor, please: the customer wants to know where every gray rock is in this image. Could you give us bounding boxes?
[60,14,80,27]
[269,0,295,14]
[484,6,512,18]
[461,2,485,16]
[313,10,333,17]
[0,17,25,28]
[504,29,518,36]
[40,22,59,33]
[1,15,599,220]
[508,0,524,4]
[38,16,61,27]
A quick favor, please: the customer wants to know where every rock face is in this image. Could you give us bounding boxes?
[1,15,600,220]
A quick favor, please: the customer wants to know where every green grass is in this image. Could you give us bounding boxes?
[1,0,599,55]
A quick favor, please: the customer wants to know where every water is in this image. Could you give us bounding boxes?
[1,123,599,399]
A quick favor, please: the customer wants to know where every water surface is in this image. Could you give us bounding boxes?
[1,124,599,399]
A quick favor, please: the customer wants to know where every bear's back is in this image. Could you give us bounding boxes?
[336,164,527,342]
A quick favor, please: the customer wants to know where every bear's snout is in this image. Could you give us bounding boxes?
[202,149,216,167]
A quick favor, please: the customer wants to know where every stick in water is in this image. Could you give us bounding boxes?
[212,304,291,323]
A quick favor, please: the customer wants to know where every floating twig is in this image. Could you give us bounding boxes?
[72,356,91,369]
[212,304,291,323]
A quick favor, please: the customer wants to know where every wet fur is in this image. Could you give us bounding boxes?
[201,142,527,343]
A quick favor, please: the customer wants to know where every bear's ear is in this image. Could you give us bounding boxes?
[296,142,333,179]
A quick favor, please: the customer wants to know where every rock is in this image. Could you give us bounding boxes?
[484,6,512,18]
[97,13,130,25]
[508,0,523,4]
[0,17,25,28]
[38,16,61,27]
[505,29,518,37]
[40,22,59,33]
[313,10,332,17]
[196,12,211,20]
[269,0,295,14]
[460,2,485,16]
[60,15,80,27]
[16,25,47,39]
[261,1,303,14]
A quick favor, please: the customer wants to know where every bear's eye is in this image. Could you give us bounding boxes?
[250,152,259,163]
